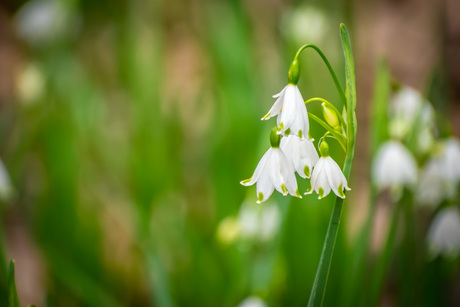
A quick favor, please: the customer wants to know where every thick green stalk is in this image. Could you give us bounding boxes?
[307,24,356,307]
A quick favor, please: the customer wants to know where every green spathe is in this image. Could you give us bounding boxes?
[319,140,330,157]
[270,126,281,148]
[288,57,301,85]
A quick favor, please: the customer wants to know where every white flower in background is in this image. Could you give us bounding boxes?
[389,86,435,140]
[442,138,460,183]
[16,62,45,105]
[237,295,267,307]
[306,141,350,199]
[238,201,281,242]
[372,141,417,190]
[0,159,13,202]
[241,147,300,203]
[216,217,240,245]
[262,85,310,139]
[427,207,460,258]
[282,5,328,46]
[15,0,80,46]
[280,135,319,178]
[416,158,445,207]
[391,86,423,122]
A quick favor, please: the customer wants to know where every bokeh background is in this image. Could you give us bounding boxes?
[0,0,460,306]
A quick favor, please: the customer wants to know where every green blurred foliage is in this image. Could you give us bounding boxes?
[1,0,458,306]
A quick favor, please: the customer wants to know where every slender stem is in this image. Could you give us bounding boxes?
[307,24,356,307]
[295,44,347,107]
[307,113,347,152]
[305,97,347,130]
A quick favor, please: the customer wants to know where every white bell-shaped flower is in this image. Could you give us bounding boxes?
[416,158,445,208]
[241,129,300,203]
[262,84,310,139]
[280,135,319,178]
[306,141,350,199]
[372,141,417,190]
[442,137,460,183]
[427,207,460,258]
[237,296,267,307]
[237,200,281,242]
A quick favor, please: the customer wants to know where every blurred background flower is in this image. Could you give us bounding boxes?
[0,0,459,306]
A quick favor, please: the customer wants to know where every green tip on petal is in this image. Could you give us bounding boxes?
[298,130,303,138]
[257,192,264,203]
[304,165,310,178]
[318,187,324,199]
[277,122,284,132]
[338,183,345,198]
[281,184,288,195]
[284,128,291,135]
[240,177,252,185]
[296,188,301,198]
[261,112,270,120]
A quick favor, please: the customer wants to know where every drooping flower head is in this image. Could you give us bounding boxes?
[307,140,350,199]
[372,140,417,191]
[240,127,300,203]
[262,84,311,139]
[427,206,460,258]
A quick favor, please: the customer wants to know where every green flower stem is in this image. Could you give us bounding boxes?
[307,24,356,307]
[305,97,347,130]
[307,113,347,152]
[294,44,346,106]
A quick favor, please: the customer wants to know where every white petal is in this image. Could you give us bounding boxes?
[278,85,298,134]
[268,150,286,195]
[281,135,318,179]
[256,167,274,203]
[240,148,272,186]
[324,157,348,198]
[278,149,299,197]
[262,86,287,120]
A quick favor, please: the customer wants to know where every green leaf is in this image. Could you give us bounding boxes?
[8,260,20,307]
[371,58,390,155]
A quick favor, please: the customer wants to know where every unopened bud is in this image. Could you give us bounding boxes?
[322,102,340,129]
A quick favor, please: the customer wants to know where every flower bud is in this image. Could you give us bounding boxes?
[322,102,340,130]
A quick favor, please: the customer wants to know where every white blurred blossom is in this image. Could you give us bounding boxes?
[282,5,328,45]
[16,62,45,105]
[416,158,445,207]
[237,295,267,307]
[389,86,435,143]
[373,141,417,192]
[216,201,281,245]
[0,159,13,202]
[442,138,460,183]
[427,207,460,258]
[15,0,79,46]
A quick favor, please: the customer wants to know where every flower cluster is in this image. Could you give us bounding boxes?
[372,86,460,205]
[240,55,350,203]
[371,85,460,257]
